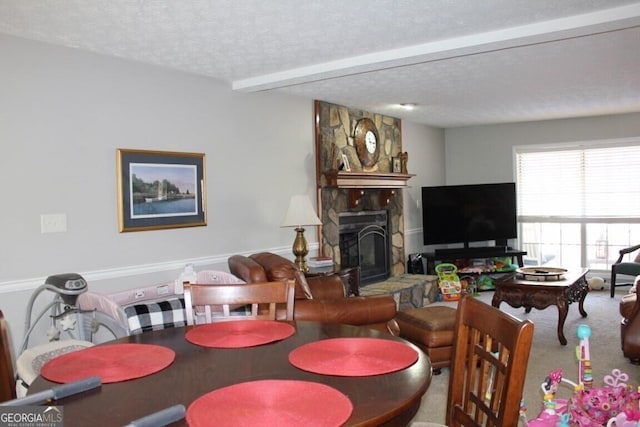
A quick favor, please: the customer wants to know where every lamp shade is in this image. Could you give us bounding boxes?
[281,195,322,228]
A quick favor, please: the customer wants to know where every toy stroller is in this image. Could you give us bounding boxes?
[435,263,462,301]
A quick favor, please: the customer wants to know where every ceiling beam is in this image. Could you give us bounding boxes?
[232,3,640,92]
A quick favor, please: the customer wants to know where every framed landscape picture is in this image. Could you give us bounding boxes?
[117,149,206,232]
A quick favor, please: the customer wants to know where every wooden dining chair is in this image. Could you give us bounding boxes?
[412,295,534,427]
[1,310,17,402]
[446,295,534,427]
[183,280,296,325]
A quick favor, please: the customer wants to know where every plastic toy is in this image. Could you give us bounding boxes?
[525,325,640,427]
[435,263,462,301]
[477,274,495,291]
[459,275,479,296]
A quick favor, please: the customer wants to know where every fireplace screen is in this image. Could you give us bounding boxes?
[339,210,390,285]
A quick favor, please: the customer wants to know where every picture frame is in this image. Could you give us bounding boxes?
[341,153,351,172]
[392,157,402,173]
[117,149,206,232]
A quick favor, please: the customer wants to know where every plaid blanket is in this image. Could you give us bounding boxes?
[124,297,186,335]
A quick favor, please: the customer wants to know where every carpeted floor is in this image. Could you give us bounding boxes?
[409,286,640,425]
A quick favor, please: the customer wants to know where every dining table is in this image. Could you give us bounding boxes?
[29,320,432,426]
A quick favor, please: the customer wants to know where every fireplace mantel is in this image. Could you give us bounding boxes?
[323,171,415,208]
[323,171,414,189]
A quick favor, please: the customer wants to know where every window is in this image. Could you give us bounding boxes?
[516,140,640,273]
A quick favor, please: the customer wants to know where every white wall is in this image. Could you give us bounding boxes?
[444,113,640,184]
[0,34,445,352]
[401,122,446,255]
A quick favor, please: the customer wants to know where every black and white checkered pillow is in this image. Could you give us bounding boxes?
[124,297,186,335]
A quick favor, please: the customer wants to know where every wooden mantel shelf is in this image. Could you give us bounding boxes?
[323,171,415,189]
[323,171,415,208]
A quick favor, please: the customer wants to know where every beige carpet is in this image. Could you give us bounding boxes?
[409,286,640,425]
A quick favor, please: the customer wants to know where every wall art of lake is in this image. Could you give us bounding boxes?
[133,198,196,217]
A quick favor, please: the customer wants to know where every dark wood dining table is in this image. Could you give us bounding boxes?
[30,321,432,426]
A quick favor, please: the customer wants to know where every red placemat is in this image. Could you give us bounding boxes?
[40,343,175,384]
[185,320,295,348]
[186,380,352,427]
[289,337,418,376]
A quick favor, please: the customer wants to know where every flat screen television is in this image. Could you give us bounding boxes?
[421,182,517,247]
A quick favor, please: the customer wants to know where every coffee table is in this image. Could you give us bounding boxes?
[491,268,589,345]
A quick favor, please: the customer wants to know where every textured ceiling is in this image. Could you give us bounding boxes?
[1,0,640,127]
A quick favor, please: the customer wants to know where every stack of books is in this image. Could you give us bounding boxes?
[307,256,334,268]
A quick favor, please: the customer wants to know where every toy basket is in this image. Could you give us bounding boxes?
[435,263,461,301]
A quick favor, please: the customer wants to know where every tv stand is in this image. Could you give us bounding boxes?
[435,246,509,257]
[424,247,526,275]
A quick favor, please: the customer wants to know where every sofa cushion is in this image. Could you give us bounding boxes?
[250,252,313,299]
[227,256,268,283]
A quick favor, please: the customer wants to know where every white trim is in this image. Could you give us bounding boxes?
[0,244,310,295]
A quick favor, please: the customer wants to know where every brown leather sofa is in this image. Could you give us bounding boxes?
[620,276,640,364]
[228,252,398,334]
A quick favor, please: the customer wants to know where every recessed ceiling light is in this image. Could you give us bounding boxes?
[399,103,417,110]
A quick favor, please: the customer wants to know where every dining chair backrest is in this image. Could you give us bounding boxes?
[446,296,534,427]
[183,280,296,325]
[1,310,17,402]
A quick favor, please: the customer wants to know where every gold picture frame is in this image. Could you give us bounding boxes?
[117,149,206,232]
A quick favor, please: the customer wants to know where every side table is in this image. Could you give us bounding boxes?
[306,266,361,296]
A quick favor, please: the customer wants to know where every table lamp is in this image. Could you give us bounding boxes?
[281,195,322,272]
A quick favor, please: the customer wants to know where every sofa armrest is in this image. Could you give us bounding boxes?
[306,275,347,300]
[620,292,640,321]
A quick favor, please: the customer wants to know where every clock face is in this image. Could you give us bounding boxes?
[365,131,377,153]
[354,118,380,168]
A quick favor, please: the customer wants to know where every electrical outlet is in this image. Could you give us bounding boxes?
[40,213,67,233]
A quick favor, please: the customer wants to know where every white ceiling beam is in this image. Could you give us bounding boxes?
[232,3,640,92]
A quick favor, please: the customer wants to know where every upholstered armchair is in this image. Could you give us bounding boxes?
[228,252,398,334]
[620,277,640,364]
[611,244,640,297]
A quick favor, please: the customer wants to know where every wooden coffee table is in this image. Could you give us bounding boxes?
[491,268,589,345]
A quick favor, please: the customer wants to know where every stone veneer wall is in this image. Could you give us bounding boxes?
[315,101,406,277]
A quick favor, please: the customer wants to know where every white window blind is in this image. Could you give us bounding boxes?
[516,143,640,219]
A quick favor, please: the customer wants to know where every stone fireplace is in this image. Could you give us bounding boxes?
[314,100,413,284]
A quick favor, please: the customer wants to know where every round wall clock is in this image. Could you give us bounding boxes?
[354,118,380,168]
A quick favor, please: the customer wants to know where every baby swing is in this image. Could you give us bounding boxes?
[16,273,126,394]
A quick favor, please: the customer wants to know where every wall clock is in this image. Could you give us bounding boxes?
[354,118,380,168]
